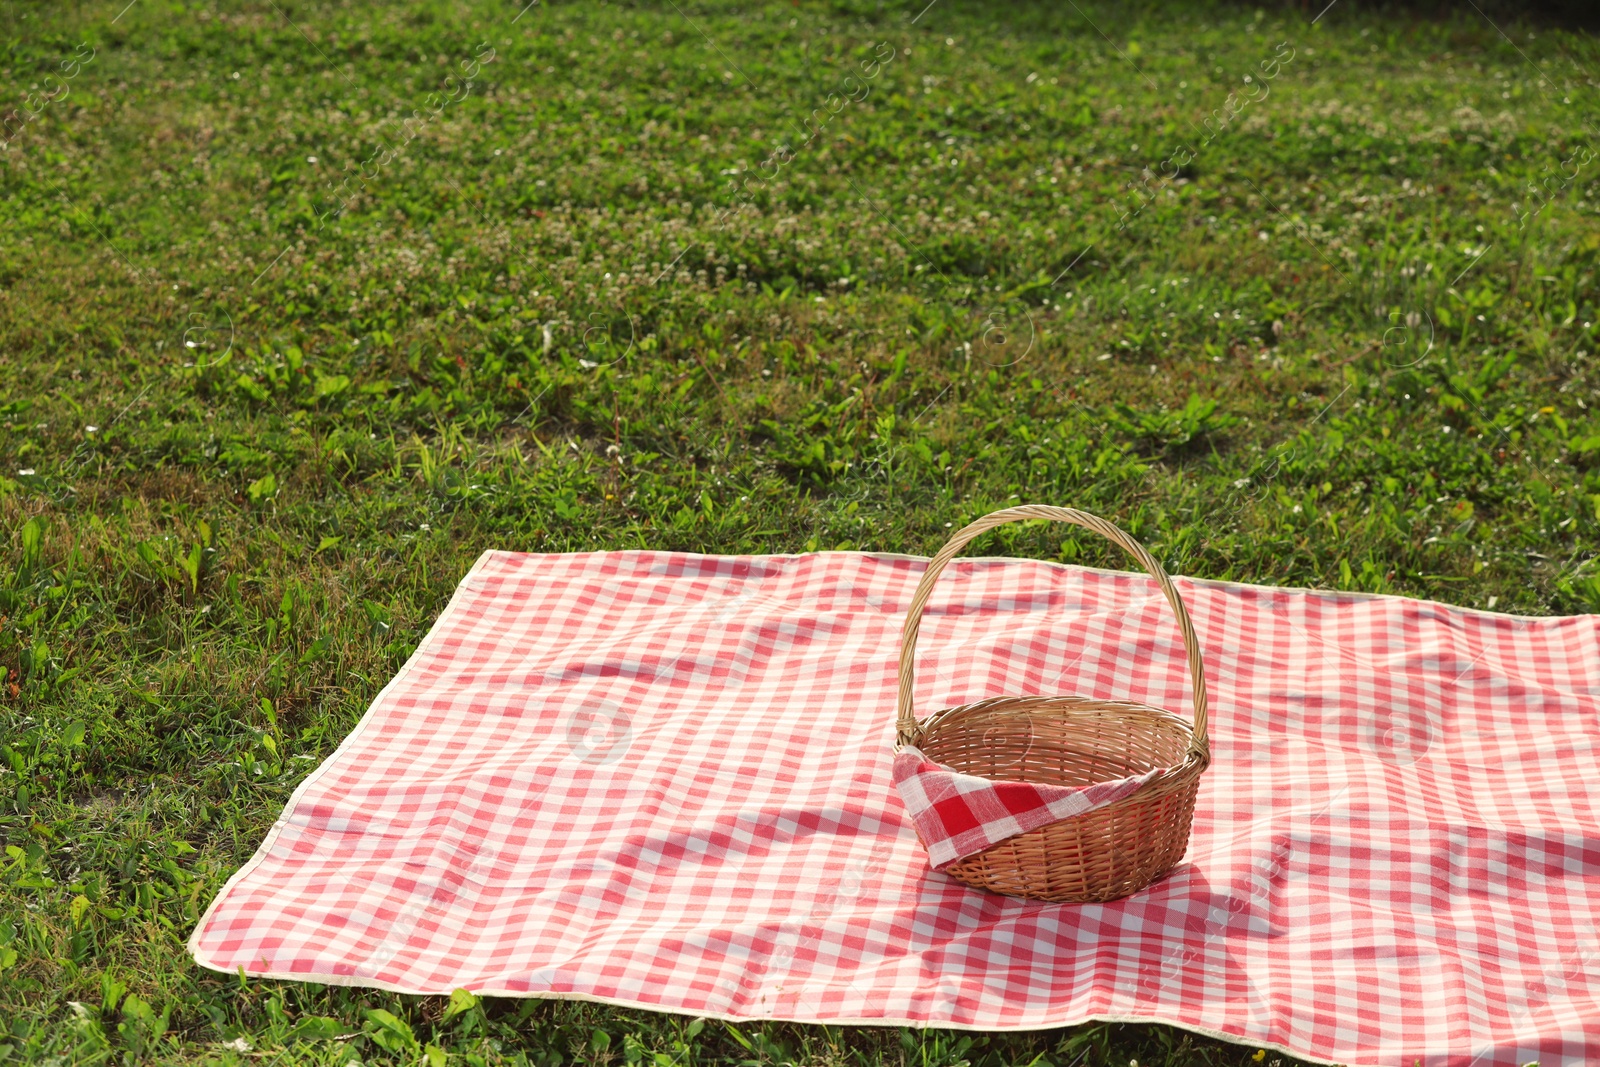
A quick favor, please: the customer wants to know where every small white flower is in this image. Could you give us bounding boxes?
[85,425,99,433]
[1233,478,1250,488]
[306,155,318,163]
[420,523,431,530]
[186,340,198,348]
[1258,231,1269,241]
[17,468,35,476]
[222,1037,252,1052]
[578,358,599,369]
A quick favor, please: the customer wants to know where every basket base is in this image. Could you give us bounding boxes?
[912,695,1206,904]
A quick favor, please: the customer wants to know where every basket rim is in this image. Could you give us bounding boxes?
[904,694,1211,790]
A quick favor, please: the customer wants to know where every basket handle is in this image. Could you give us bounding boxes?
[896,505,1209,760]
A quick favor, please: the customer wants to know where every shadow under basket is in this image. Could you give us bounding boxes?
[896,505,1211,904]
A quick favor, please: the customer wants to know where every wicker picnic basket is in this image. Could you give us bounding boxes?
[896,505,1210,903]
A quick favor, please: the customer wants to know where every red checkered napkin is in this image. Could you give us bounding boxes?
[892,746,1163,869]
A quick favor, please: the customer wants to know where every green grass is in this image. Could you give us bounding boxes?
[2,0,1598,1062]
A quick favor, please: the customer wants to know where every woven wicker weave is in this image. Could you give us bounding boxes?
[896,505,1210,903]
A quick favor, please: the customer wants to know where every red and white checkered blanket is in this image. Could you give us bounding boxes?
[190,550,1600,1067]
[892,746,1164,870]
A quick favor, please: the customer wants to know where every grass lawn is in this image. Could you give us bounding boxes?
[2,0,1598,1062]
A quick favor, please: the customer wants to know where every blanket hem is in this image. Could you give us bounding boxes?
[170,963,1344,1066]
[588,548,1556,622]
